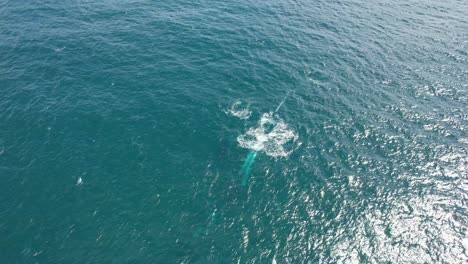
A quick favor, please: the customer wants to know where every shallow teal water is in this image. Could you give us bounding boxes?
[1,0,467,263]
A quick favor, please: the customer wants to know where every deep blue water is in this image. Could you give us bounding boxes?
[1,0,467,263]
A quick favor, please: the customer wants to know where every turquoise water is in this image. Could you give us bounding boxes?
[1,0,467,263]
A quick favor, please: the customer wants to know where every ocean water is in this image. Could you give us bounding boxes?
[0,0,467,263]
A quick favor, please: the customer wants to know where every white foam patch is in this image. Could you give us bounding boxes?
[225,100,251,120]
[237,112,299,157]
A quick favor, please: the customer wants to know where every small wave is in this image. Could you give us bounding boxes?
[237,112,299,157]
[225,100,251,120]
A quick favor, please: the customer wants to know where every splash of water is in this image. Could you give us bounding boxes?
[225,100,251,120]
[237,112,298,158]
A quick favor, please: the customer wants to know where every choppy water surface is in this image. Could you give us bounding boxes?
[0,0,467,263]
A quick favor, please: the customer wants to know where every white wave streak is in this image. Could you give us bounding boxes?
[237,112,298,157]
[225,100,251,120]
